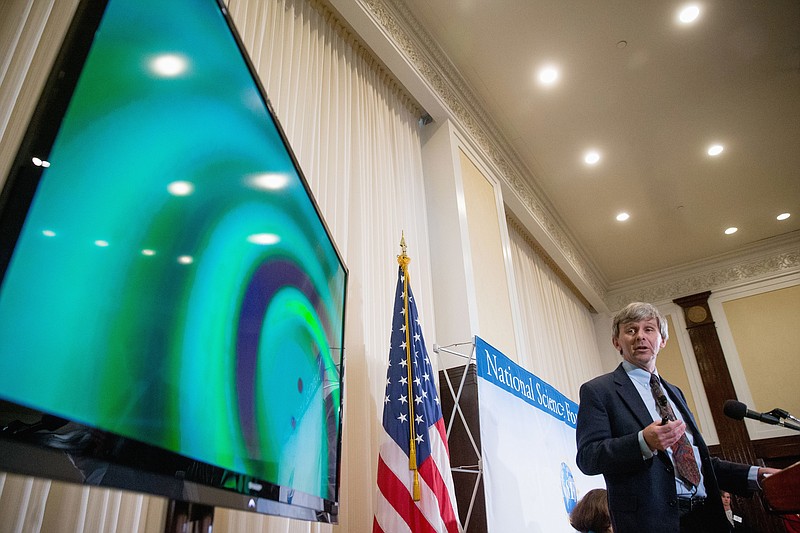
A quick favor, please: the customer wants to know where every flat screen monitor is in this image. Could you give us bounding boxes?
[0,0,347,523]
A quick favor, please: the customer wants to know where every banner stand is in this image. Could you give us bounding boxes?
[434,339,482,531]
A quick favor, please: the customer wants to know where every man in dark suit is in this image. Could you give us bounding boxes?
[575,302,778,533]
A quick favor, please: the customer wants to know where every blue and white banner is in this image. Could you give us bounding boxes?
[475,336,603,532]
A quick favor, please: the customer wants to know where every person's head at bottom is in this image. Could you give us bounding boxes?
[721,491,732,510]
[570,488,612,533]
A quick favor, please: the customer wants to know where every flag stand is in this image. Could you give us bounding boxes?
[434,339,483,532]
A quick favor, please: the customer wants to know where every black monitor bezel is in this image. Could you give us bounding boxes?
[0,0,347,523]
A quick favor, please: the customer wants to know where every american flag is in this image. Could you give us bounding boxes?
[373,261,460,533]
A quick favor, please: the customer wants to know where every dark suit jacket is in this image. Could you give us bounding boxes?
[575,364,752,533]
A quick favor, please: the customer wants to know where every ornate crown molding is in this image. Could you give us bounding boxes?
[605,235,800,310]
[356,0,607,301]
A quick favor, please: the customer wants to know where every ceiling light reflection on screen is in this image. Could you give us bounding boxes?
[32,157,51,167]
[95,240,109,247]
[247,233,280,246]
[248,173,289,190]
[141,249,156,256]
[42,230,56,237]
[150,53,189,77]
[167,180,194,196]
[243,89,264,112]
[178,255,194,264]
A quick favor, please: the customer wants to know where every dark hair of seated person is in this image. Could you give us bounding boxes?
[570,488,612,533]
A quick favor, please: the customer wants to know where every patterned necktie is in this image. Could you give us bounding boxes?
[649,373,701,487]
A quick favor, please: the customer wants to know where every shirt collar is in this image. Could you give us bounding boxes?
[622,360,657,386]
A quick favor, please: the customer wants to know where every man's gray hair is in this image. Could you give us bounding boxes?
[612,302,669,341]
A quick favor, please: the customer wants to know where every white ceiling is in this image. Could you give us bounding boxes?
[397,0,800,285]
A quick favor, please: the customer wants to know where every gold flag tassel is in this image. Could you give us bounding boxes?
[398,233,421,501]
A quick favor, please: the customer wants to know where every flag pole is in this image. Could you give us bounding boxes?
[374,233,461,531]
[398,233,421,501]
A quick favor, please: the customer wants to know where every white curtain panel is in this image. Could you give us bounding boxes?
[0,0,81,183]
[508,222,604,401]
[0,473,167,533]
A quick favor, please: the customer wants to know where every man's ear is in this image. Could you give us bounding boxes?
[612,336,622,354]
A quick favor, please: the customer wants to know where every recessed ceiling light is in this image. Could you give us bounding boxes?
[777,213,791,221]
[584,150,601,165]
[707,144,724,156]
[678,4,701,24]
[616,212,630,222]
[724,227,738,235]
[537,65,560,86]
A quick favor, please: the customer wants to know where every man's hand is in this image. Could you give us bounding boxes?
[642,419,687,452]
[757,467,781,487]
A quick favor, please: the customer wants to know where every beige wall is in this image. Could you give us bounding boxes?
[459,149,516,359]
[722,284,800,421]
[645,282,800,445]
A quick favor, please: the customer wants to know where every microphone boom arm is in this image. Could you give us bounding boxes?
[765,408,800,432]
[776,418,800,432]
[723,400,800,432]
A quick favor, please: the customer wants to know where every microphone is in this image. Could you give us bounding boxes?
[723,400,800,431]
[723,400,781,425]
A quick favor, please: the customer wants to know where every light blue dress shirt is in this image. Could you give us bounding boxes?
[622,361,760,498]
[622,361,707,498]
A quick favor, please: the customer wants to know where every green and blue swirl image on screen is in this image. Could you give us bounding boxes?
[0,0,345,502]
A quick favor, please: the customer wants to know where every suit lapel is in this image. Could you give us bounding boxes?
[612,364,654,428]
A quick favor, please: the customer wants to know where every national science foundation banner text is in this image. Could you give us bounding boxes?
[475,336,603,532]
